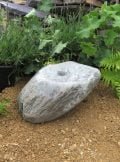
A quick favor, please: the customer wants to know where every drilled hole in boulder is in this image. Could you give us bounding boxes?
[57,71,66,76]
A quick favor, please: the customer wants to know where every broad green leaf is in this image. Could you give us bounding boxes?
[39,40,52,50]
[25,9,36,18]
[45,15,56,25]
[80,42,97,56]
[101,69,120,85]
[104,29,118,46]
[77,28,91,39]
[100,52,120,70]
[78,19,102,38]
[53,30,60,38]
[53,42,68,54]
[39,0,53,12]
[112,15,120,27]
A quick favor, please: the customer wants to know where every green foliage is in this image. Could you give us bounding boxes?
[38,15,86,63]
[80,42,97,57]
[0,15,51,74]
[38,0,53,12]
[44,57,59,66]
[53,42,68,55]
[101,52,120,70]
[3,17,41,64]
[37,3,120,69]
[74,3,120,98]
[100,52,120,98]
[0,9,6,35]
[0,99,9,115]
[0,5,89,75]
[76,3,120,65]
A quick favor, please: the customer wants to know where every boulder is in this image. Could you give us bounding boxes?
[18,61,101,123]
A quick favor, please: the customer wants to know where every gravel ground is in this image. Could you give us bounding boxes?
[1,1,120,161]
[0,78,120,162]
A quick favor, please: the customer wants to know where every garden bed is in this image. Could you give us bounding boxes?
[0,78,120,161]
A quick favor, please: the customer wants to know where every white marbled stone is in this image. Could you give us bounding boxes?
[18,61,101,123]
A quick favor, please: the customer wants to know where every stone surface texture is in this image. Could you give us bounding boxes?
[18,61,101,123]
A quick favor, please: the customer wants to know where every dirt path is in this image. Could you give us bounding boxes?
[0,78,120,162]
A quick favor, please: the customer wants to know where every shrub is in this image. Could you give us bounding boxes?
[75,3,120,62]
[0,16,41,72]
[0,11,50,71]
[38,15,88,64]
[100,51,120,98]
[76,3,120,98]
[0,99,9,115]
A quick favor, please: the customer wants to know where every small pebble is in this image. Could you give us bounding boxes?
[4,154,10,160]
[0,134,3,138]
[61,130,65,134]
[69,144,77,151]
[44,148,48,153]
[98,114,102,119]
[88,139,92,143]
[26,138,30,142]
[72,129,77,135]
[61,143,65,148]
[64,138,69,142]
[80,143,84,147]
[118,141,120,146]
[44,141,48,145]
[104,117,108,121]
[76,120,80,123]
[104,126,107,130]
[65,128,69,131]
[63,149,69,154]
[10,157,13,161]
[32,153,35,158]
[80,151,83,155]
[51,143,55,147]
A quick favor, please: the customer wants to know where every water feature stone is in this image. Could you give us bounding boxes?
[18,61,101,123]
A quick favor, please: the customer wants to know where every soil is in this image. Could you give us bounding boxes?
[0,78,120,162]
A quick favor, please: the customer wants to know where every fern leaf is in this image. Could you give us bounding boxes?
[101,69,120,86]
[100,52,120,70]
[114,82,120,99]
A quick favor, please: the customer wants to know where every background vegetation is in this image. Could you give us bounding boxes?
[0,2,120,98]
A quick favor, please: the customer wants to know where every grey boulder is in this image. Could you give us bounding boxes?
[18,61,101,123]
